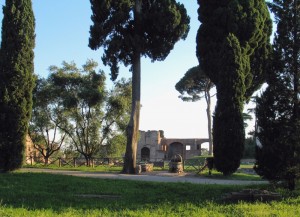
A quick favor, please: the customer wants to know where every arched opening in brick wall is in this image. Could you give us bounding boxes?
[168,142,184,159]
[141,147,150,161]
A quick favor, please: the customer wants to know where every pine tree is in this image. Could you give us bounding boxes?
[196,0,272,175]
[175,66,214,155]
[89,0,190,173]
[0,0,35,172]
[254,0,300,190]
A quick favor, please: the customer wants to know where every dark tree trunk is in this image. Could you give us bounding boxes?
[205,84,213,155]
[287,174,296,191]
[122,0,142,174]
[83,155,90,167]
[123,54,141,173]
[44,156,49,165]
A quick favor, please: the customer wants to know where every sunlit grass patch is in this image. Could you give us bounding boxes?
[0,172,299,216]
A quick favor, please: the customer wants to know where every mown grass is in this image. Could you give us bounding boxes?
[197,169,261,181]
[23,164,124,172]
[0,172,299,216]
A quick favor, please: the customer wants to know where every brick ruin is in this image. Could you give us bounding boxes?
[137,130,209,161]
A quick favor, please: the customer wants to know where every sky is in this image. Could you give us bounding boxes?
[0,0,258,144]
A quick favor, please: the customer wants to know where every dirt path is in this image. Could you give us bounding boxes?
[20,168,268,185]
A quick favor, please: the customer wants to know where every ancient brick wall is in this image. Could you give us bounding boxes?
[137,130,209,161]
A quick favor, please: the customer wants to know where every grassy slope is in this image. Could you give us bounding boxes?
[0,172,299,216]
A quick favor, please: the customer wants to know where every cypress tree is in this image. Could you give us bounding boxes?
[254,0,300,190]
[212,34,248,175]
[0,0,35,172]
[196,0,272,175]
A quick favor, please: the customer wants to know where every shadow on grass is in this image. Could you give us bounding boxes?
[196,170,262,181]
[0,172,267,213]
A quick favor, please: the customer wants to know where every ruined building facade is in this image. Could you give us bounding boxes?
[137,130,209,161]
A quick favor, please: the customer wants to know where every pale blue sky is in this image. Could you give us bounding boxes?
[0,1,259,143]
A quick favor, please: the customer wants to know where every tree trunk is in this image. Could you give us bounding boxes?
[84,155,90,167]
[44,156,49,165]
[205,85,213,155]
[122,0,142,174]
[287,172,296,191]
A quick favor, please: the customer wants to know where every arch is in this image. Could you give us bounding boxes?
[200,142,210,155]
[168,142,184,159]
[141,147,150,161]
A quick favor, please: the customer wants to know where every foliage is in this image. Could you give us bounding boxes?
[89,0,190,81]
[105,134,127,158]
[29,78,66,165]
[255,0,300,190]
[212,34,248,175]
[45,60,106,166]
[107,77,132,133]
[0,172,299,216]
[101,78,131,158]
[196,0,272,175]
[243,137,255,158]
[61,141,81,159]
[201,148,209,156]
[175,65,214,155]
[175,66,214,102]
[44,60,131,166]
[0,0,35,171]
[89,0,190,174]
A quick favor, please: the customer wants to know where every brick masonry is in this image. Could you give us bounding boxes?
[137,130,209,161]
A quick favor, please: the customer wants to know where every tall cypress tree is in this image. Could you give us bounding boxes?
[197,0,272,175]
[0,0,35,172]
[255,0,300,190]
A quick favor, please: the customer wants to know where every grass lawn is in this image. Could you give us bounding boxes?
[23,164,124,173]
[0,172,299,216]
[198,169,261,181]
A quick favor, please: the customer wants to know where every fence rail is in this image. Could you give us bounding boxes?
[24,156,207,172]
[25,156,125,168]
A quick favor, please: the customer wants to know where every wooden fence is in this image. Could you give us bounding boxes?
[24,156,207,172]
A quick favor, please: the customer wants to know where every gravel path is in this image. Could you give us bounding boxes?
[20,168,268,185]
